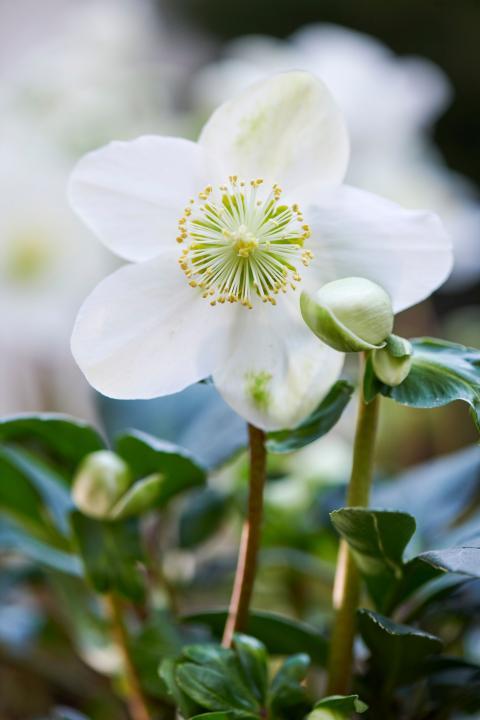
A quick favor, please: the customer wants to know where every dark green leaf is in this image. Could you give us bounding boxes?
[179,488,230,548]
[178,644,260,712]
[233,634,268,704]
[115,430,206,507]
[70,511,145,601]
[183,610,328,665]
[268,653,310,715]
[331,508,443,612]
[427,657,480,715]
[266,381,354,453]
[308,695,367,719]
[130,610,183,699]
[394,556,443,609]
[0,445,73,535]
[160,658,200,719]
[0,517,81,575]
[331,508,417,612]
[0,450,56,541]
[375,338,480,431]
[358,609,443,688]
[175,662,258,714]
[418,540,480,577]
[0,414,105,469]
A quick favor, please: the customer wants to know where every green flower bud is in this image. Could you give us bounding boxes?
[72,450,132,519]
[300,277,394,352]
[372,334,413,386]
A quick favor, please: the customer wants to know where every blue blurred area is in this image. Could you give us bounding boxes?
[374,444,480,548]
[96,382,247,469]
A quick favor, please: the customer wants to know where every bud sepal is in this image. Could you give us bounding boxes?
[372,334,413,387]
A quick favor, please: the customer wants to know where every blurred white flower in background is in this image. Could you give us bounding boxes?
[0,131,111,418]
[0,0,191,153]
[193,24,480,289]
[0,0,198,417]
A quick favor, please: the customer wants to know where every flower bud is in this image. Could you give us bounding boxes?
[372,334,413,386]
[300,277,394,352]
[72,450,132,519]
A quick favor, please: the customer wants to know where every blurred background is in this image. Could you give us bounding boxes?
[0,0,479,717]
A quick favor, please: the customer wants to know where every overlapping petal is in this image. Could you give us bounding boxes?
[305,185,453,312]
[199,71,349,192]
[68,136,210,262]
[71,250,231,398]
[212,294,344,431]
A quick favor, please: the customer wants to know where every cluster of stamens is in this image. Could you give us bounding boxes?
[176,176,313,309]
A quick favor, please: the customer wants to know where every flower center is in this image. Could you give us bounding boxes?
[176,177,313,309]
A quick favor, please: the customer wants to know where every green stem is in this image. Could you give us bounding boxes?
[106,594,152,720]
[222,424,267,647]
[326,354,380,695]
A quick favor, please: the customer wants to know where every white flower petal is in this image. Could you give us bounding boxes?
[199,71,349,192]
[212,294,344,431]
[305,185,453,312]
[71,250,231,398]
[68,136,210,262]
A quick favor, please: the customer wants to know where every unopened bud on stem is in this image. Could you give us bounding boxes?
[72,450,132,519]
[300,277,394,352]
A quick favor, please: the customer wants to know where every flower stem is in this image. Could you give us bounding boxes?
[326,354,380,695]
[106,594,151,720]
[222,424,267,647]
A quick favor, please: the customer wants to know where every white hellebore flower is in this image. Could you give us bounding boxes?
[69,72,452,431]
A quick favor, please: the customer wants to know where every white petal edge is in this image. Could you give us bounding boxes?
[199,71,349,193]
[305,185,453,313]
[68,136,211,262]
[212,293,345,431]
[71,250,232,398]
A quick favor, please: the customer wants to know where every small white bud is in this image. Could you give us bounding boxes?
[300,277,394,352]
[372,334,413,386]
[72,451,132,519]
